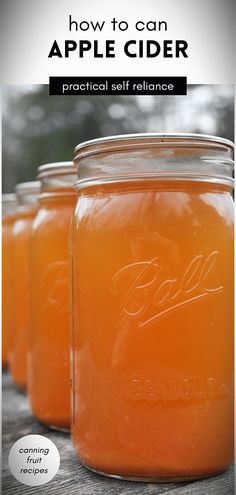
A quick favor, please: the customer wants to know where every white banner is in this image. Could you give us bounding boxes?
[1,0,236,84]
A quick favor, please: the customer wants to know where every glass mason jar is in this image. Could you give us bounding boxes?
[2,193,17,368]
[28,162,77,431]
[10,182,40,390]
[71,134,234,482]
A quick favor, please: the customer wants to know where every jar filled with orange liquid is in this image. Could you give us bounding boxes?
[28,162,77,430]
[10,182,40,389]
[71,134,234,481]
[2,194,17,368]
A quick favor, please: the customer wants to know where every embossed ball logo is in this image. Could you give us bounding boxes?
[112,251,223,328]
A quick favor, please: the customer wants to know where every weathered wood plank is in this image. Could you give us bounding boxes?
[2,372,234,494]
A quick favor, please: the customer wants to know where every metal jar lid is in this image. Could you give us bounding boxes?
[37,162,75,179]
[2,193,17,214]
[15,181,41,206]
[15,181,41,196]
[74,133,234,189]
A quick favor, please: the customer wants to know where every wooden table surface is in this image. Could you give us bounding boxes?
[2,372,234,495]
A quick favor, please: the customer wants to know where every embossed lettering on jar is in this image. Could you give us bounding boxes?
[72,134,234,481]
[28,163,77,431]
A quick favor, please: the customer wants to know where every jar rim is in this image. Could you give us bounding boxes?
[37,161,75,179]
[74,133,234,159]
[2,193,17,214]
[74,133,234,190]
[2,193,17,204]
[15,181,41,196]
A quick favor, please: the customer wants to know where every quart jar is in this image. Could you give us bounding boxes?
[71,134,234,482]
[28,162,77,431]
[2,194,17,368]
[10,182,40,390]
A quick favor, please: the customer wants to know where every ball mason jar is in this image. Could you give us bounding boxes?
[71,134,234,482]
[10,182,40,390]
[28,163,77,431]
[2,193,17,369]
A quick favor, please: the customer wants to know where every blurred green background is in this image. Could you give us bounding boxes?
[2,84,234,193]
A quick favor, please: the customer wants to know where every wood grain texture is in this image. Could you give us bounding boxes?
[2,372,234,495]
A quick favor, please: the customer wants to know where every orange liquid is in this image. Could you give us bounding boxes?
[10,207,38,389]
[29,193,76,430]
[71,180,234,481]
[2,214,15,368]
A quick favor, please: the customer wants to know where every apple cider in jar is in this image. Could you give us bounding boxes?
[2,194,17,368]
[10,182,40,389]
[71,134,234,481]
[28,163,76,430]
